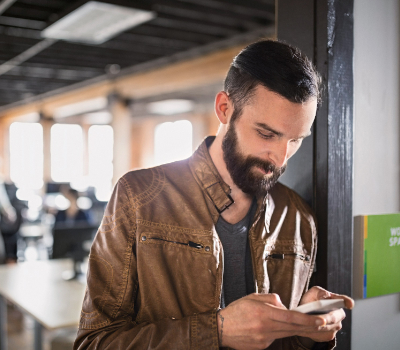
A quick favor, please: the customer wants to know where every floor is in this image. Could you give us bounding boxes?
[7,304,52,350]
[7,304,78,350]
[5,234,78,350]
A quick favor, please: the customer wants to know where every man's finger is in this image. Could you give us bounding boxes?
[246,293,286,308]
[321,309,346,325]
[300,321,343,337]
[313,286,332,300]
[328,293,355,310]
[269,307,326,327]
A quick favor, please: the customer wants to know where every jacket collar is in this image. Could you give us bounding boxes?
[189,136,235,214]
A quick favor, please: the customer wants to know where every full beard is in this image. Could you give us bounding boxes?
[221,122,286,198]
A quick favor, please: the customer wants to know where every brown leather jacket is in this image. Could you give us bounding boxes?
[74,137,328,350]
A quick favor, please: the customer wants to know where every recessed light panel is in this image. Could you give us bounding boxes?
[54,97,108,119]
[42,1,156,45]
[147,99,195,115]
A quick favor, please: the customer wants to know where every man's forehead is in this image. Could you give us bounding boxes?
[243,91,316,136]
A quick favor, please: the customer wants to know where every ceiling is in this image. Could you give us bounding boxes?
[0,0,275,110]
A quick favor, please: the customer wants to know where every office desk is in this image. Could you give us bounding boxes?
[0,259,86,350]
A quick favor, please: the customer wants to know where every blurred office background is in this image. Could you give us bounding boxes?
[0,1,275,349]
[0,0,275,264]
[0,0,399,350]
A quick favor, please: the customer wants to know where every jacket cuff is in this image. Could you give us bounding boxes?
[190,311,219,349]
[291,336,336,350]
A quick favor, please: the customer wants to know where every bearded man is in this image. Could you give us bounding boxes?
[74,40,353,350]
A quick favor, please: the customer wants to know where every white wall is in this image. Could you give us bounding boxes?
[353,0,400,349]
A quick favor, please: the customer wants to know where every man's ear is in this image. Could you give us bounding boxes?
[214,91,232,124]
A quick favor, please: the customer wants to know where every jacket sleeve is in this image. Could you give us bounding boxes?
[73,177,220,350]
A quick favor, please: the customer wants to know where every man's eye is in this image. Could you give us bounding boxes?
[257,130,274,139]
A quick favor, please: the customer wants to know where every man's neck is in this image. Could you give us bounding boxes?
[209,136,253,225]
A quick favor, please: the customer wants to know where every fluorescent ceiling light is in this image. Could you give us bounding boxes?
[54,97,108,119]
[42,1,156,45]
[147,99,195,115]
[83,111,112,124]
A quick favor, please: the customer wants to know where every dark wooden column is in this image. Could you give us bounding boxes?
[277,1,354,350]
[313,2,354,349]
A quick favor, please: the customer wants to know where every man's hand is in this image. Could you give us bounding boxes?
[217,293,327,350]
[297,286,355,346]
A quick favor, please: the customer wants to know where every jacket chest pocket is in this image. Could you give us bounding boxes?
[141,234,209,251]
[265,252,310,262]
[136,229,217,319]
[264,246,312,309]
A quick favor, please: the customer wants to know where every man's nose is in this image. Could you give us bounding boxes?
[269,141,289,168]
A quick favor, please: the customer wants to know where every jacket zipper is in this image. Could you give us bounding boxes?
[265,253,310,261]
[248,226,258,294]
[147,237,203,249]
[218,237,224,308]
[248,196,266,294]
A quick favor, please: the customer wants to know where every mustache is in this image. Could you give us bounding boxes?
[245,157,285,175]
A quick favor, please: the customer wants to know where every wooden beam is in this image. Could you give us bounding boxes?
[0,43,252,119]
[110,96,132,184]
[40,117,53,182]
[115,45,240,98]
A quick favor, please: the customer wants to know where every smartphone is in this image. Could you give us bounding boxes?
[293,299,345,315]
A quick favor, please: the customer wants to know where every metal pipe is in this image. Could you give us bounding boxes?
[0,0,17,16]
[0,38,57,76]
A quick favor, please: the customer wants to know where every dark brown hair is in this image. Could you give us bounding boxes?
[224,40,321,121]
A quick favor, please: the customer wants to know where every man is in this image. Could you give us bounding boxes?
[74,40,353,350]
[0,170,18,263]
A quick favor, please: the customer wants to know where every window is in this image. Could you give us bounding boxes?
[51,124,83,182]
[9,122,43,190]
[88,125,113,201]
[154,120,193,166]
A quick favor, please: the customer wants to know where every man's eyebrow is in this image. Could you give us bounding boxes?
[255,122,283,137]
[255,122,312,139]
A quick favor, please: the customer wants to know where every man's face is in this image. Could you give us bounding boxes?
[222,121,286,197]
[221,85,317,197]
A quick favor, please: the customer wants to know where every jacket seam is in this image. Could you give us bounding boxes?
[191,314,198,350]
[79,319,111,329]
[124,167,166,209]
[109,178,138,320]
[85,254,114,317]
[100,218,133,234]
[101,201,133,220]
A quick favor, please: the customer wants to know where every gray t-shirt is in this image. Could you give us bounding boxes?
[216,199,256,308]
